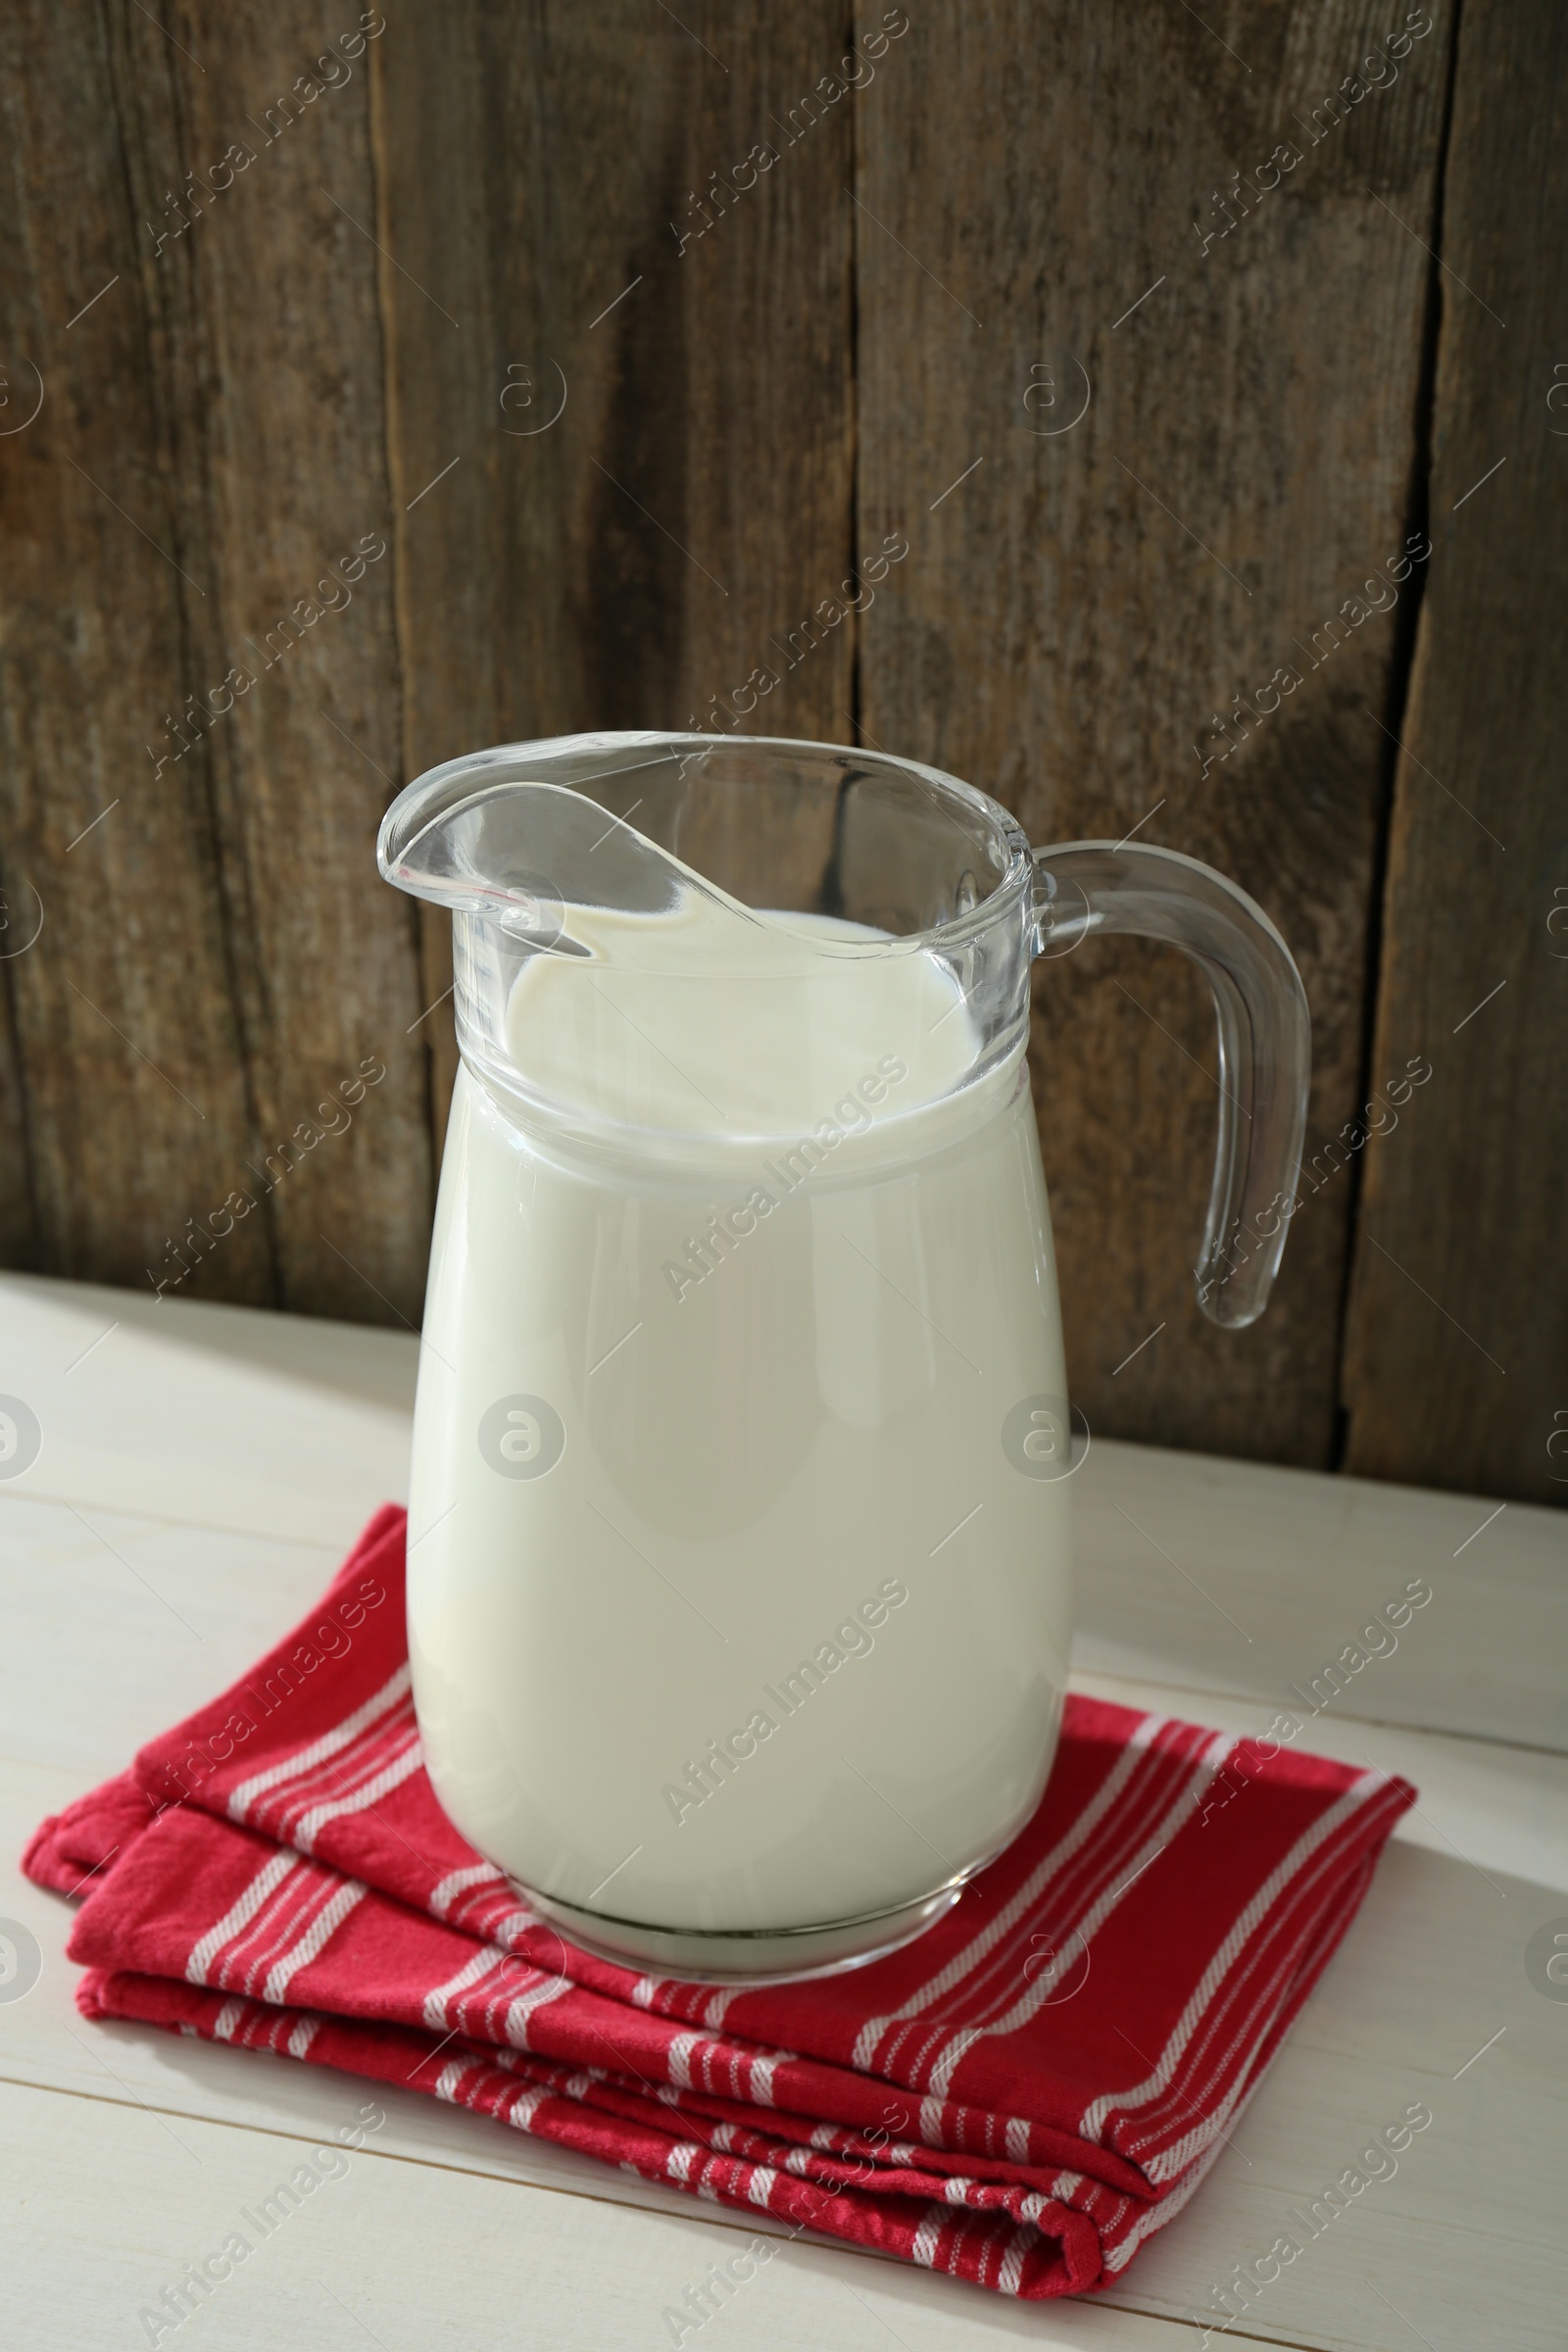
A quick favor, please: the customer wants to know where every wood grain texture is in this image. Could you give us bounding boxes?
[853,0,1452,1466]
[109,2,434,1325]
[0,904,36,1271]
[1,2,1560,1502]
[1342,0,1568,1504]
[0,2,267,1304]
[371,2,858,1148]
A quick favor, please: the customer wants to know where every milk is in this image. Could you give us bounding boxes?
[408,884,1073,1974]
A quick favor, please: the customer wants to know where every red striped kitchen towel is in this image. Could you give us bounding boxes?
[25,1505,1414,2301]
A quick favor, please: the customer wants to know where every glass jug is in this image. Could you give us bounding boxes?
[378,731,1308,1981]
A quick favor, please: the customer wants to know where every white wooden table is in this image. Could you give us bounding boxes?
[2,1271,1564,2351]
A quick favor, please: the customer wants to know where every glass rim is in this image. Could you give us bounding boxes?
[378,727,1037,957]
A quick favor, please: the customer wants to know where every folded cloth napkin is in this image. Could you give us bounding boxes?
[25,1505,1414,2301]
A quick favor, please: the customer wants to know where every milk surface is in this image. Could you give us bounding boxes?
[408,880,1073,1964]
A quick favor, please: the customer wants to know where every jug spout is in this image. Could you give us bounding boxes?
[377,735,1017,1152]
[378,768,763,953]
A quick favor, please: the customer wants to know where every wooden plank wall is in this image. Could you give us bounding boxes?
[1340,0,1568,1502]
[855,0,1447,1475]
[0,1,1560,1506]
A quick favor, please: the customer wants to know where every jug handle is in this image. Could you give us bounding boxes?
[1029,841,1310,1330]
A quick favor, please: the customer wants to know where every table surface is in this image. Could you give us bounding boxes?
[2,1271,1564,2352]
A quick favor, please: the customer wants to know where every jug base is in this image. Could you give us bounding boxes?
[514,1879,965,1984]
